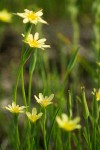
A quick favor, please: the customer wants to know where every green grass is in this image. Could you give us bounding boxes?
[0,0,100,149]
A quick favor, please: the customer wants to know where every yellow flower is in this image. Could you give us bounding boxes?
[5,102,26,114]
[34,93,54,107]
[17,9,47,24]
[23,32,50,50]
[0,9,12,23]
[26,108,43,123]
[56,114,81,131]
[96,89,100,101]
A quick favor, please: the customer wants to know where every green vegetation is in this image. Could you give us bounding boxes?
[0,0,100,149]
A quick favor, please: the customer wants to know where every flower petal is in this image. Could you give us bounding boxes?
[32,108,37,115]
[39,93,44,99]
[48,94,54,101]
[23,18,29,23]
[17,13,25,18]
[27,34,33,41]
[38,112,43,118]
[39,18,47,24]
[38,38,46,43]
[42,45,50,48]
[35,10,43,16]
[62,114,68,121]
[24,9,30,13]
[34,95,39,101]
[34,32,39,40]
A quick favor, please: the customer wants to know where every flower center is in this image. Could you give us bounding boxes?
[41,100,49,107]
[12,107,20,113]
[63,122,75,131]
[30,115,38,122]
[26,12,38,20]
[29,40,39,47]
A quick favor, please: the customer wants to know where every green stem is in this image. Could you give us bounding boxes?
[47,107,60,150]
[13,64,22,103]
[30,123,35,150]
[93,121,96,150]
[43,109,47,150]
[28,72,32,109]
[68,132,71,150]
[13,49,30,103]
[14,114,20,150]
[28,49,37,109]
[85,119,92,150]
[13,23,32,103]
[21,67,27,107]
[27,120,31,150]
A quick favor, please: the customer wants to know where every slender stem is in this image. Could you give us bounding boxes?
[28,73,32,109]
[21,67,27,107]
[28,49,37,109]
[14,114,20,150]
[13,64,22,103]
[13,48,29,103]
[27,122,35,150]
[47,107,60,150]
[27,120,31,150]
[13,45,28,103]
[30,123,35,150]
[13,23,32,103]
[43,109,47,150]
[93,120,96,150]
[85,119,92,150]
[68,132,71,150]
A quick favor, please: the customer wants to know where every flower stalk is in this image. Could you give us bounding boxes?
[13,114,20,150]
[28,49,37,109]
[43,108,47,150]
[21,67,27,107]
[29,123,36,150]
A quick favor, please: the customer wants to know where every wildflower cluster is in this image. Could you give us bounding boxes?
[5,93,54,122]
[4,8,82,150]
[0,0,100,149]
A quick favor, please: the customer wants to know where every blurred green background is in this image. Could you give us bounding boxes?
[0,0,100,149]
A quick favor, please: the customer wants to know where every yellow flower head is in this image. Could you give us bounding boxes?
[26,108,43,123]
[23,32,50,50]
[17,9,47,24]
[34,93,54,107]
[5,102,26,114]
[56,114,81,131]
[96,89,100,101]
[0,9,12,23]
